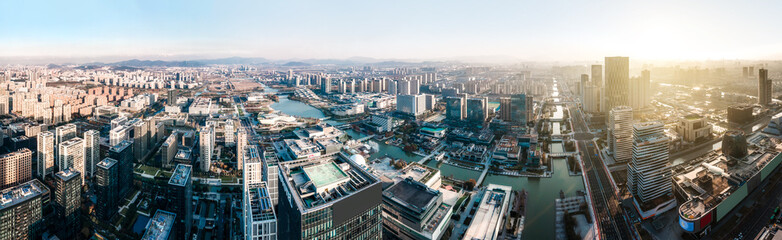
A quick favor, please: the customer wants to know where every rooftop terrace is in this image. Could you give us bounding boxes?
[141,210,176,240]
[281,157,378,211]
[168,164,192,187]
[0,179,49,211]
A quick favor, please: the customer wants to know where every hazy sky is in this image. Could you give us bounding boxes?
[1,0,781,62]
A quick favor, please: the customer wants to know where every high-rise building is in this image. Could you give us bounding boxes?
[243,182,277,240]
[55,124,77,151]
[161,133,179,169]
[53,169,81,239]
[398,79,411,95]
[0,148,33,189]
[237,129,247,171]
[142,210,177,240]
[591,64,603,88]
[630,70,651,110]
[627,122,671,203]
[579,74,589,98]
[396,94,426,116]
[243,145,265,186]
[167,90,178,106]
[199,124,215,172]
[133,120,149,161]
[321,77,331,94]
[410,79,420,95]
[168,164,193,238]
[466,97,488,123]
[500,94,532,125]
[445,96,466,121]
[604,57,629,113]
[95,158,118,221]
[58,137,85,184]
[609,106,633,162]
[84,130,100,179]
[263,151,279,208]
[37,131,55,177]
[109,140,133,197]
[759,68,772,106]
[0,179,49,240]
[387,80,397,95]
[277,159,383,239]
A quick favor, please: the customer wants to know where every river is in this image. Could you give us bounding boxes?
[261,83,584,239]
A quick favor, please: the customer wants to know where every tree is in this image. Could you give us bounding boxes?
[394,161,406,169]
[464,179,477,191]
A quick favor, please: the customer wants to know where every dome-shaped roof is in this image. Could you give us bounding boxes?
[349,154,367,166]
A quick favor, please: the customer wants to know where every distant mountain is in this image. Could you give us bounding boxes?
[282,61,311,67]
[109,59,205,67]
[194,57,268,65]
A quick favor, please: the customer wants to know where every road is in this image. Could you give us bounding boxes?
[569,103,636,239]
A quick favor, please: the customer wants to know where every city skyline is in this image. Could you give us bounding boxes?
[2,0,782,63]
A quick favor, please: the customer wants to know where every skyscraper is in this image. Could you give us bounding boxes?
[0,148,33,189]
[237,129,247,171]
[167,89,178,106]
[0,179,49,240]
[445,96,466,121]
[133,119,149,161]
[55,124,77,151]
[609,106,633,162]
[168,164,193,238]
[53,169,81,239]
[58,137,85,185]
[500,94,532,125]
[466,97,488,123]
[37,131,55,177]
[604,57,629,114]
[627,122,671,203]
[243,182,277,240]
[630,70,651,110]
[277,158,382,239]
[321,77,331,94]
[759,68,772,106]
[592,64,604,112]
[109,140,133,197]
[199,124,215,172]
[263,151,280,208]
[84,130,100,179]
[95,158,118,221]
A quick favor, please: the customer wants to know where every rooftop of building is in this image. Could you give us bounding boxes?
[383,179,439,214]
[303,162,350,190]
[110,140,133,152]
[246,183,276,222]
[463,184,513,240]
[0,148,32,158]
[174,149,191,160]
[244,145,262,164]
[684,114,703,120]
[283,139,320,156]
[368,158,439,186]
[676,138,782,221]
[0,179,49,211]
[280,157,378,211]
[54,169,80,182]
[168,164,192,187]
[60,137,84,147]
[141,210,176,240]
[97,158,117,169]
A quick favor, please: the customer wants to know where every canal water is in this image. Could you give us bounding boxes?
[261,84,585,239]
